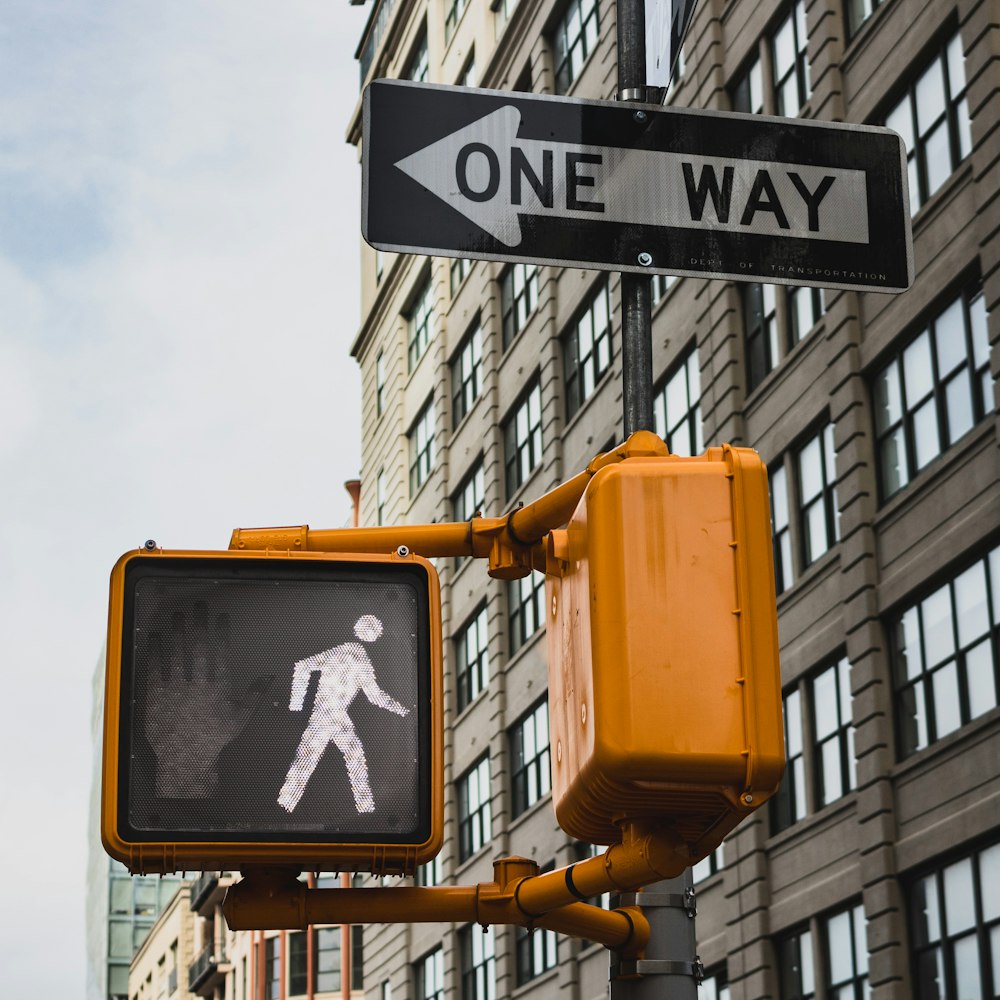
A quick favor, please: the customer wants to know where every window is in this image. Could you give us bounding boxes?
[823,903,868,998]
[382,981,393,1000]
[452,321,484,426]
[771,463,794,594]
[459,755,492,861]
[376,351,386,416]
[503,379,543,497]
[552,0,600,94]
[651,273,677,306]
[909,840,1000,1000]
[376,468,387,526]
[313,927,341,992]
[459,54,476,88]
[772,1,810,115]
[415,948,444,1000]
[264,937,281,1000]
[288,931,307,996]
[846,0,882,38]
[699,968,731,999]
[797,423,839,568]
[352,926,364,990]
[501,263,539,349]
[510,699,551,816]
[776,926,815,1000]
[563,280,612,420]
[404,32,429,83]
[885,32,971,215]
[408,273,434,371]
[873,285,990,501]
[415,855,443,887]
[771,687,806,833]
[813,657,857,808]
[732,54,764,114]
[692,843,725,884]
[891,544,1000,758]
[451,256,471,296]
[508,570,545,655]
[445,0,469,42]
[376,248,385,282]
[453,461,485,567]
[456,604,490,711]
[409,398,436,495]
[460,925,496,1000]
[744,282,778,392]
[654,346,702,457]
[789,286,824,345]
[516,918,557,983]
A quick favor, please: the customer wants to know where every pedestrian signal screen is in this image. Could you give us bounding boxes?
[102,550,443,874]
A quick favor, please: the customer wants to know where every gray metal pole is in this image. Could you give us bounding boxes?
[611,0,700,996]
[617,0,655,436]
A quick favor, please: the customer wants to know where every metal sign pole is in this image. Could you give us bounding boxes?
[617,0,655,436]
[612,0,699,996]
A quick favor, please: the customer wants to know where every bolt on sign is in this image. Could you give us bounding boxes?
[101,548,443,874]
[364,80,913,292]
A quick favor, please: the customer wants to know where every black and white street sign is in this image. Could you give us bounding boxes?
[363,80,913,293]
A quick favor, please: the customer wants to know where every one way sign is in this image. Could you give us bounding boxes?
[363,80,913,293]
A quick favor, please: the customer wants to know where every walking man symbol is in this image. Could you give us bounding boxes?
[278,614,409,814]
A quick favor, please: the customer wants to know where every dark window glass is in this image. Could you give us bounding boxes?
[460,925,496,1000]
[797,423,839,567]
[503,380,542,497]
[551,0,600,94]
[264,937,281,1000]
[813,657,857,808]
[352,926,364,990]
[508,571,546,655]
[770,464,794,594]
[885,32,971,214]
[376,351,386,417]
[458,756,492,861]
[873,285,991,500]
[823,903,869,998]
[452,321,484,426]
[732,56,763,114]
[771,688,806,833]
[288,931,307,996]
[563,280,612,420]
[909,841,1000,1000]
[456,604,490,711]
[771,1,810,115]
[776,926,816,999]
[405,33,429,83]
[653,345,702,457]
[744,282,778,392]
[415,948,444,1000]
[510,699,551,816]
[891,544,1000,758]
[501,263,539,349]
[409,398,436,495]
[408,274,434,371]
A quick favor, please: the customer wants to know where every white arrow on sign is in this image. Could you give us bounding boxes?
[394,106,870,249]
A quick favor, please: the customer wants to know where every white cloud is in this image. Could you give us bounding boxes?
[0,1,369,992]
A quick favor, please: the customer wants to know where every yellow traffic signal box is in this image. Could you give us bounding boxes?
[102,548,443,875]
[546,445,784,859]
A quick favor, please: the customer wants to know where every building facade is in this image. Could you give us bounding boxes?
[347,0,1000,996]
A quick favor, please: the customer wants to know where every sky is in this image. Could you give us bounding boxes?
[0,1,369,993]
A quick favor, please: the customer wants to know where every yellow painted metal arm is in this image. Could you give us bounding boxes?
[228,431,669,579]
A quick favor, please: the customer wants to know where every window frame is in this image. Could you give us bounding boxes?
[503,378,543,498]
[562,279,612,421]
[407,272,434,371]
[653,344,702,457]
[796,422,839,569]
[510,698,552,817]
[458,755,492,862]
[508,570,546,656]
[500,263,539,350]
[452,319,484,427]
[551,0,601,95]
[460,924,497,1000]
[455,603,490,712]
[415,947,444,1000]
[409,397,437,496]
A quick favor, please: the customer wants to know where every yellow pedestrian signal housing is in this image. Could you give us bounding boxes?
[102,548,443,875]
[546,444,784,861]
